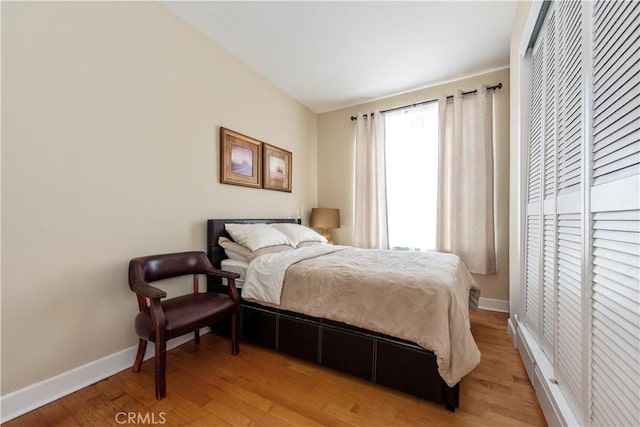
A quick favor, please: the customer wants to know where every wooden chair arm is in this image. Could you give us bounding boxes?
[225,277,240,304]
[132,281,167,300]
[204,266,241,303]
[205,266,241,280]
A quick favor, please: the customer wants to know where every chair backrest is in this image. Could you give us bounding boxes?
[128,251,213,289]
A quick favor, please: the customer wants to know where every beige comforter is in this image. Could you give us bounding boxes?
[242,245,481,387]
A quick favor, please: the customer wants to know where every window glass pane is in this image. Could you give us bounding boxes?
[384,103,439,251]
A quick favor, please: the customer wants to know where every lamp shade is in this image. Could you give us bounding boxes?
[310,208,340,229]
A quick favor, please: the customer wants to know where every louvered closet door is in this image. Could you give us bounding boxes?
[590,1,640,425]
[555,0,584,414]
[541,5,557,361]
[524,35,544,337]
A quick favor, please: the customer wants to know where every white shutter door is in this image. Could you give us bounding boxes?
[556,212,582,406]
[520,1,640,424]
[525,37,544,335]
[541,5,557,360]
[590,1,640,426]
[542,213,556,357]
[591,211,640,426]
[543,6,557,202]
[557,1,583,196]
[555,0,584,413]
[591,1,640,186]
[526,215,541,333]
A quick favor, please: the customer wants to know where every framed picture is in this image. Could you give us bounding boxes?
[220,127,262,189]
[263,143,292,192]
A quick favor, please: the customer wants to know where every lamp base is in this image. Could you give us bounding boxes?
[321,228,334,245]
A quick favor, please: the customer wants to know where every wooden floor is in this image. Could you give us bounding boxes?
[5,310,546,426]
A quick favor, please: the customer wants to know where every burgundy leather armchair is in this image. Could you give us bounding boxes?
[128,251,240,399]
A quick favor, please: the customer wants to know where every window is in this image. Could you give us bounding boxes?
[384,103,439,251]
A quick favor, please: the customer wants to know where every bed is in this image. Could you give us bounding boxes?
[206,218,481,411]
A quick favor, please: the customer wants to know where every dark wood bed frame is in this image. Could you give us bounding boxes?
[206,218,460,411]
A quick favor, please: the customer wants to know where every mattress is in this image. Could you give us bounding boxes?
[220,258,248,288]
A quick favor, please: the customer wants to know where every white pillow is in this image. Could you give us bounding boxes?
[219,236,294,261]
[219,236,253,259]
[225,223,293,251]
[224,248,249,262]
[270,223,327,247]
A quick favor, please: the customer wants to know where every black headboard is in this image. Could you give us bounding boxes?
[206,218,301,291]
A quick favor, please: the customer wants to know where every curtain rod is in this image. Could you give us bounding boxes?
[350,82,502,121]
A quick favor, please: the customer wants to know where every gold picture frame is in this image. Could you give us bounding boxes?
[220,127,262,189]
[263,143,292,192]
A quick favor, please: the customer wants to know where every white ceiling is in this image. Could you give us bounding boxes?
[163,1,517,113]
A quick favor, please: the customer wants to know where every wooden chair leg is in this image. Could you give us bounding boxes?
[194,329,200,345]
[133,339,147,372]
[155,338,166,399]
[231,310,239,356]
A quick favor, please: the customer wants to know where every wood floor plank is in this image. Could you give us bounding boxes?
[4,310,547,426]
[202,399,255,426]
[37,401,73,426]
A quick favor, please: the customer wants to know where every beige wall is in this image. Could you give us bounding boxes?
[509,1,534,319]
[1,2,317,394]
[317,68,511,301]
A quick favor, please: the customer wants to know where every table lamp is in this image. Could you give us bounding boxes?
[310,208,340,244]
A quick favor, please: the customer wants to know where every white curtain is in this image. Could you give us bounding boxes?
[354,111,389,249]
[437,86,497,274]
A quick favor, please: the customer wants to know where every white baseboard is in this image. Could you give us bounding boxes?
[517,323,580,427]
[0,328,209,423]
[477,297,510,313]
